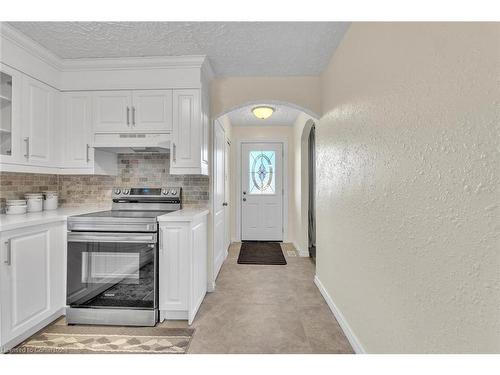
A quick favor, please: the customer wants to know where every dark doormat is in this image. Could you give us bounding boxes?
[237,241,287,265]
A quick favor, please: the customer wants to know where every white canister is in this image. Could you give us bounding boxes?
[24,193,44,212]
[6,199,27,215]
[42,191,58,210]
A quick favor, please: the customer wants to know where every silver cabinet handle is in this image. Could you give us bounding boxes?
[159,227,163,253]
[126,106,130,126]
[132,106,136,126]
[4,240,11,265]
[68,232,157,244]
[172,142,176,162]
[24,137,30,159]
[86,144,90,162]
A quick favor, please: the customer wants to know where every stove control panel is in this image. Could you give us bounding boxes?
[112,187,181,199]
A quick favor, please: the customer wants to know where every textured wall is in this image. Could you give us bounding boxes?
[0,153,209,211]
[317,23,499,353]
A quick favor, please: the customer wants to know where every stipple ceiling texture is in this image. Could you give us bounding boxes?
[227,104,301,127]
[8,22,349,77]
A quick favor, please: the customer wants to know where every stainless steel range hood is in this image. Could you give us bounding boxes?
[93,133,171,154]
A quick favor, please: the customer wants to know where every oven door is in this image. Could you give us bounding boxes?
[67,232,158,310]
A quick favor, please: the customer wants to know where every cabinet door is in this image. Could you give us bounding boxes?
[159,224,189,312]
[132,90,172,132]
[1,229,50,344]
[63,93,92,168]
[92,91,132,132]
[171,89,201,169]
[188,218,207,324]
[0,224,65,349]
[22,76,54,165]
[0,64,22,164]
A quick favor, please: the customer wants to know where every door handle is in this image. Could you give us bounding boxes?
[242,198,246,202]
[172,142,176,162]
[126,106,130,126]
[4,240,11,266]
[222,202,228,206]
[132,106,136,126]
[24,137,30,159]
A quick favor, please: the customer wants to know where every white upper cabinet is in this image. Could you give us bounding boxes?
[170,89,208,175]
[92,91,133,133]
[172,90,199,169]
[63,92,93,168]
[0,24,214,175]
[21,75,55,166]
[93,90,173,133]
[132,90,173,132]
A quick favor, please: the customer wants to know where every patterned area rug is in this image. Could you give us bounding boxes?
[11,324,194,354]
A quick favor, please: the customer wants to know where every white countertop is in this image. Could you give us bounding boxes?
[0,206,110,232]
[157,207,210,222]
[0,205,210,231]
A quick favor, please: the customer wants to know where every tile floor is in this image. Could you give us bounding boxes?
[159,242,354,354]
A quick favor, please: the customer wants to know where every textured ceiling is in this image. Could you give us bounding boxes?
[8,22,349,77]
[227,104,301,127]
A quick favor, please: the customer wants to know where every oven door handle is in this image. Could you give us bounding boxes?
[67,232,157,243]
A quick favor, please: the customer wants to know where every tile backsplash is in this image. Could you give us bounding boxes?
[0,153,209,211]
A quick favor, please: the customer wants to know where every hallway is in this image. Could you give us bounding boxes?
[161,243,353,354]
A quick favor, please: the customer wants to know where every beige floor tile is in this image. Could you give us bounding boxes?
[185,242,353,353]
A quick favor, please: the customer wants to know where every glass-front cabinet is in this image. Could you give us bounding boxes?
[0,64,21,163]
[0,71,12,156]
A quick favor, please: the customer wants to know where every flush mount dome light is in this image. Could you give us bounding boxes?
[252,106,274,120]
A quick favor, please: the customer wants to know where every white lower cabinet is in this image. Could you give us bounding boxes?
[0,222,66,353]
[159,212,208,325]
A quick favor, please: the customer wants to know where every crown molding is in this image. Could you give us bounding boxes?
[1,22,215,77]
[0,22,64,71]
[61,55,211,72]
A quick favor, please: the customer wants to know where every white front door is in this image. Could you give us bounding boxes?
[241,142,283,241]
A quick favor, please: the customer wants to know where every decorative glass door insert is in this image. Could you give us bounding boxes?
[248,150,275,194]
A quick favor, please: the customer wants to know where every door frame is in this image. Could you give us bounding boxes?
[236,138,288,242]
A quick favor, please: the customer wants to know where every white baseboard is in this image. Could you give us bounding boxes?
[314,275,366,354]
[208,247,228,293]
[207,281,216,293]
[292,241,309,257]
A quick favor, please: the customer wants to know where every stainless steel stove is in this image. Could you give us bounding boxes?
[66,187,181,327]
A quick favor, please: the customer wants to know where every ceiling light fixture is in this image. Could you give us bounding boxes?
[252,106,274,120]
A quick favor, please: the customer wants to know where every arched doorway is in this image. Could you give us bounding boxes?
[209,101,319,289]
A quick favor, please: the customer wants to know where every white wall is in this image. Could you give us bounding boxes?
[292,113,315,255]
[317,22,500,353]
[229,126,296,244]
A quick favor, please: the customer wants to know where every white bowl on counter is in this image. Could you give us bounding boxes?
[6,199,28,215]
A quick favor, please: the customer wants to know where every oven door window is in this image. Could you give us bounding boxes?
[67,241,156,309]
